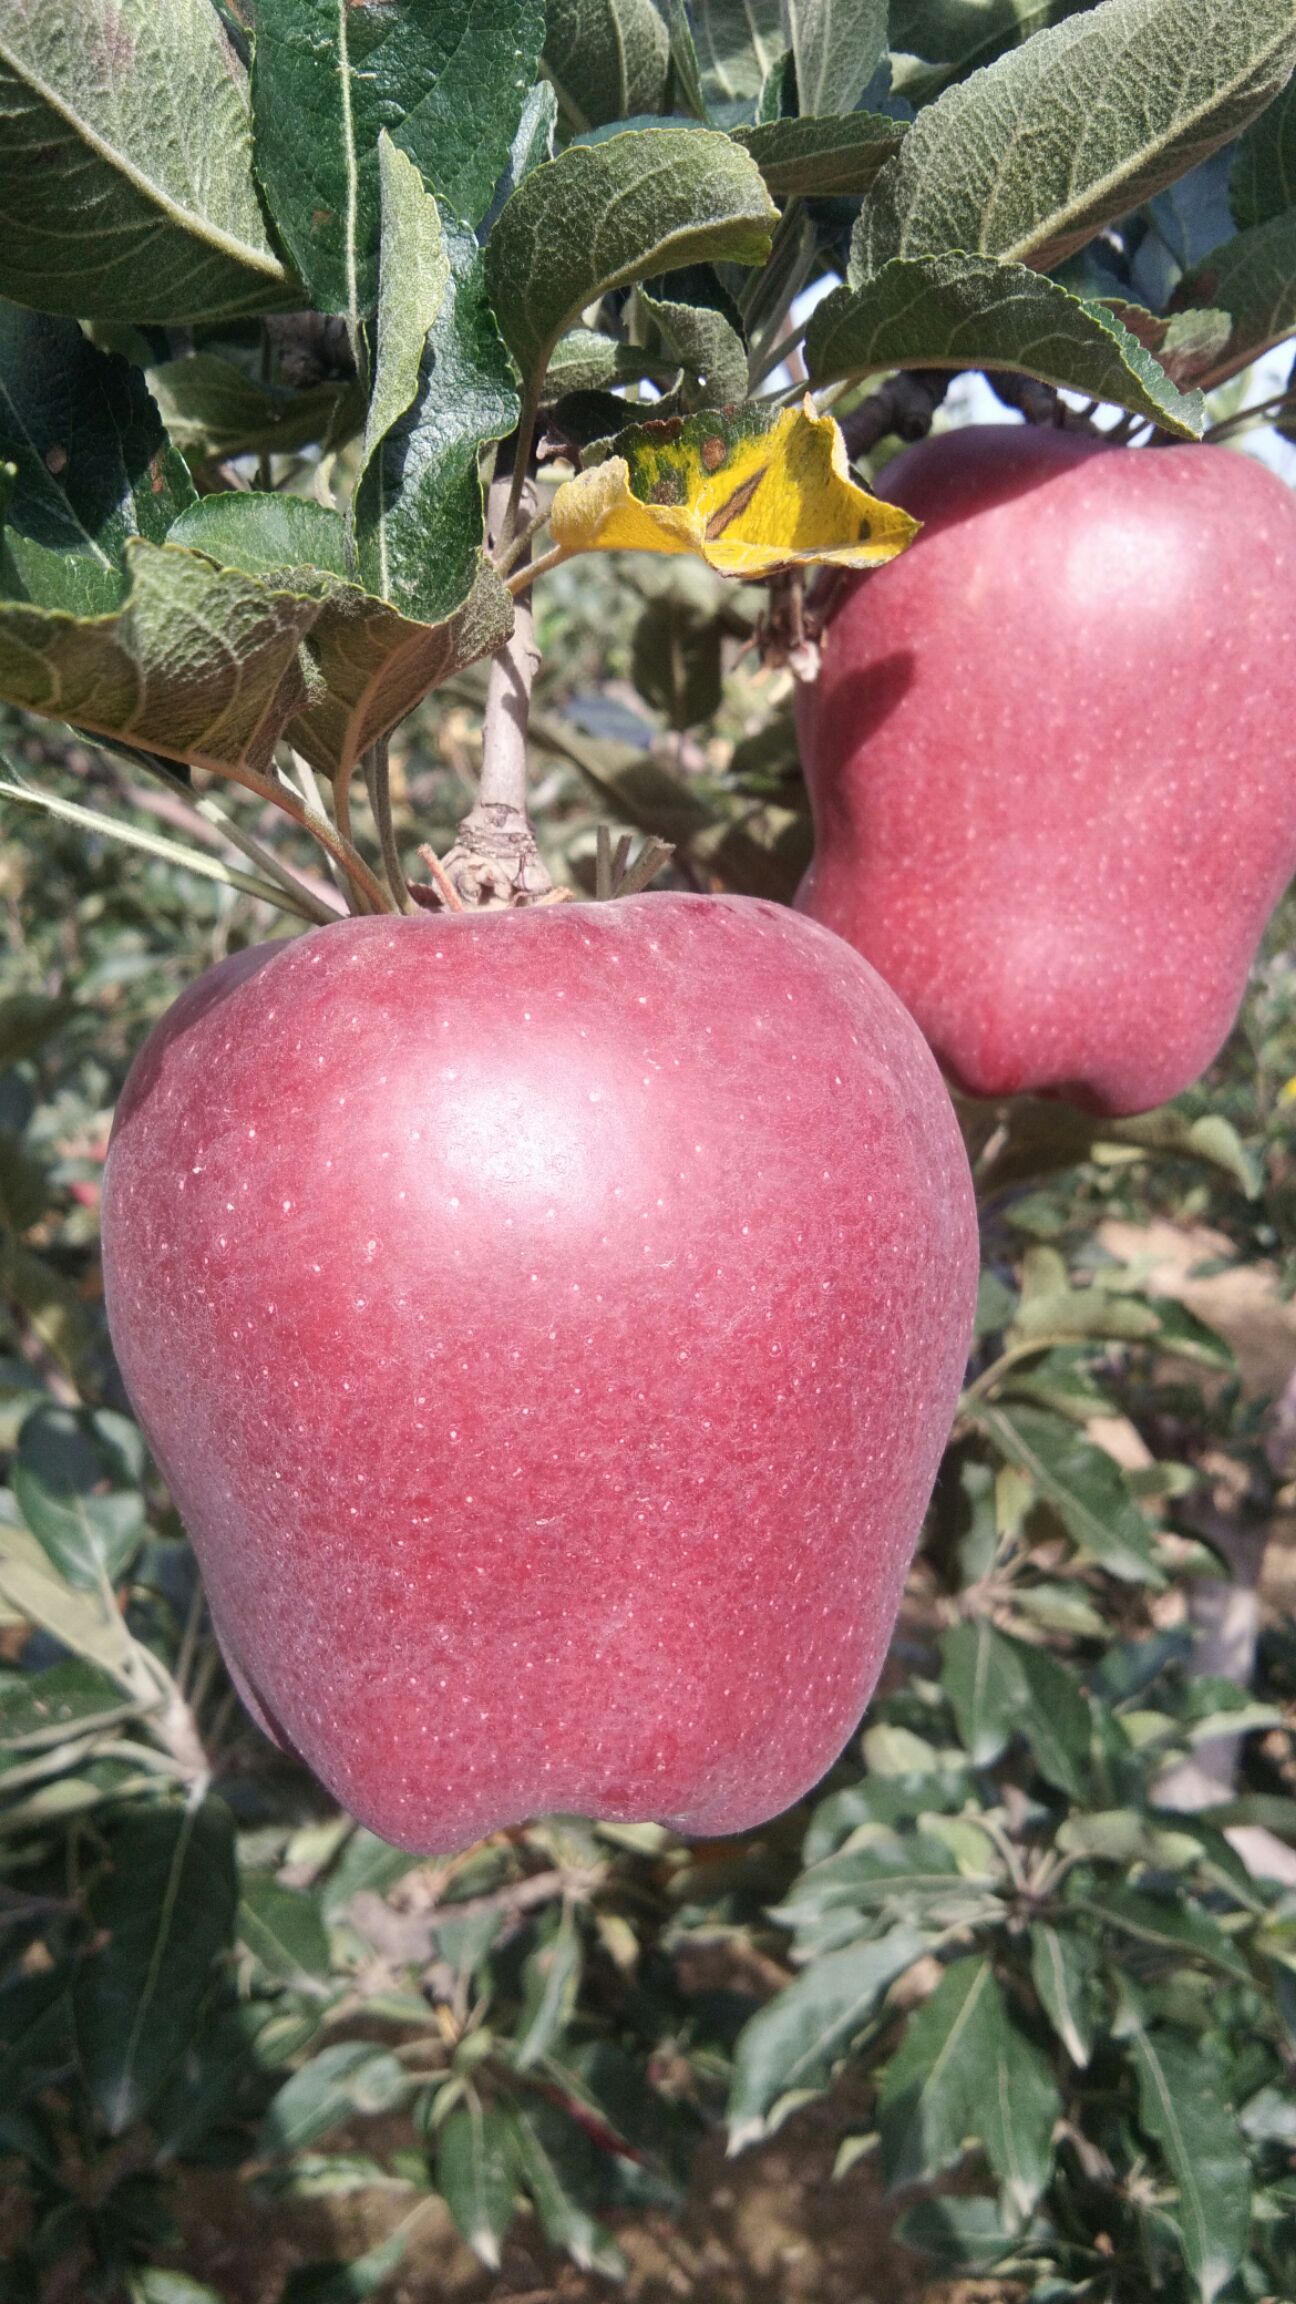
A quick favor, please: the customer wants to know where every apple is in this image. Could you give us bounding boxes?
[101,897,977,1851]
[797,425,1296,1116]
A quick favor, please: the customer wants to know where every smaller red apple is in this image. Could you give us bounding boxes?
[797,425,1296,1115]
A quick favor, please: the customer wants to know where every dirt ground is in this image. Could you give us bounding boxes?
[171,2090,1024,2304]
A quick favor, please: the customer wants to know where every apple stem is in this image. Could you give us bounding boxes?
[438,479,556,908]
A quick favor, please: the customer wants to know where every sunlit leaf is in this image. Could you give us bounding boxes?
[485,126,776,392]
[250,0,544,319]
[854,0,1296,279]
[0,0,291,321]
[806,255,1204,437]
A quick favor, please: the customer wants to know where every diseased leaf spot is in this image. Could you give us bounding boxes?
[700,435,727,472]
[857,515,872,540]
[704,467,766,540]
[650,475,687,505]
[44,445,68,476]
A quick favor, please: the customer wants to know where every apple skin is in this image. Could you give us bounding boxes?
[101,897,977,1851]
[797,425,1296,1116]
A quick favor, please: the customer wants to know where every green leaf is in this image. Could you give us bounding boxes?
[1144,1297,1234,1372]
[734,113,907,198]
[895,2195,1024,2272]
[853,0,1296,279]
[0,993,72,1070]
[1079,1882,1253,1983]
[0,1518,148,1693]
[13,1461,145,1592]
[167,493,348,580]
[485,126,777,391]
[0,538,325,777]
[260,2043,410,2155]
[251,0,545,319]
[1232,64,1296,225]
[506,2103,627,2277]
[0,0,291,322]
[543,0,672,131]
[784,0,889,118]
[940,1619,1022,1767]
[1130,2027,1251,2303]
[437,2100,517,2269]
[659,0,710,121]
[773,1829,967,1911]
[361,136,451,463]
[0,1658,143,1763]
[880,1955,1059,2212]
[1029,1923,1096,2068]
[319,1828,423,1920]
[239,1874,332,1990]
[637,285,749,408]
[506,78,559,187]
[1103,300,1235,388]
[160,495,515,777]
[727,1925,925,2149]
[514,1905,583,2070]
[691,0,784,107]
[150,356,362,464]
[878,1954,989,2189]
[807,255,1204,436]
[890,0,1099,85]
[1110,1107,1259,1195]
[297,560,514,778]
[0,308,196,617]
[544,327,675,399]
[74,1796,238,2134]
[975,1402,1166,1587]
[356,213,518,624]
[942,1619,1091,1797]
[1174,211,1296,388]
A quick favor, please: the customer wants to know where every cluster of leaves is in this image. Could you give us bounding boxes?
[2,0,1296,876]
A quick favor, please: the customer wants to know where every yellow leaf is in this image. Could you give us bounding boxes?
[548,397,918,579]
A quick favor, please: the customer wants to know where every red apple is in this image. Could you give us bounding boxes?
[797,425,1296,1115]
[102,898,977,1851]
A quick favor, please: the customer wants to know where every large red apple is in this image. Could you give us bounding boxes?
[102,898,977,1851]
[797,425,1296,1115]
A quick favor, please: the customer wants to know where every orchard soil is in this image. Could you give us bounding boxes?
[26,1231,1276,2304]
